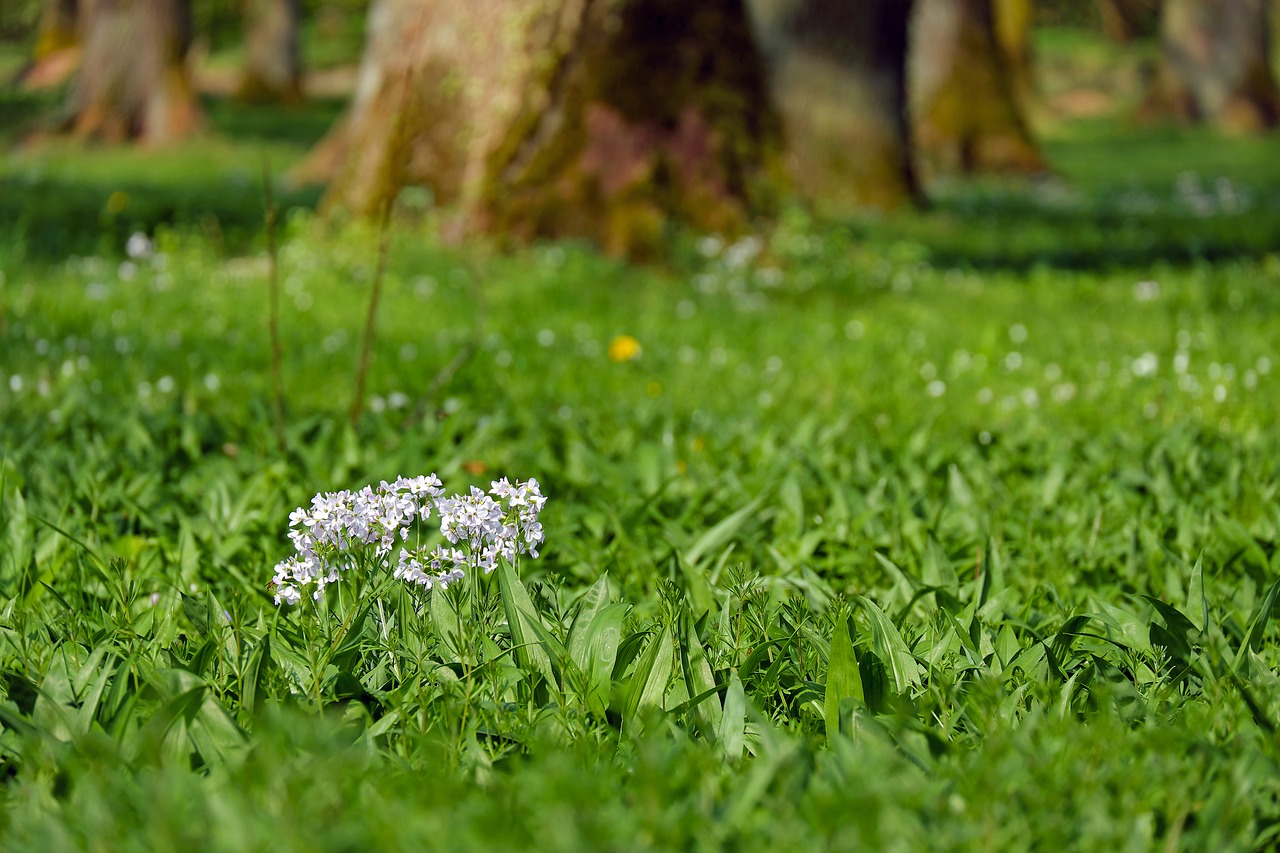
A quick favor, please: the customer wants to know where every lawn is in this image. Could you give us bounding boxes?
[2,48,1280,851]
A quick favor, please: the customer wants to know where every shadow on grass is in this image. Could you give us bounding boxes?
[0,87,334,261]
[849,128,1280,272]
[854,191,1280,272]
[5,84,1280,272]
[202,94,347,148]
[0,173,324,261]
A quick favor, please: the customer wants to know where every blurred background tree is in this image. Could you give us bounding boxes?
[751,0,920,213]
[910,0,1045,181]
[4,0,1280,251]
[73,0,202,143]
[1148,0,1280,131]
[237,0,303,102]
[301,0,777,258]
[1095,0,1160,42]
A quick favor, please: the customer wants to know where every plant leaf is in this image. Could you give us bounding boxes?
[823,611,862,746]
[679,608,722,735]
[495,559,559,686]
[859,596,921,694]
[624,623,673,732]
[718,671,746,762]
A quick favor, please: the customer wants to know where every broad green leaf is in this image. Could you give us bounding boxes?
[685,496,763,567]
[584,602,627,709]
[948,464,976,509]
[2,485,30,588]
[74,655,115,736]
[1047,613,1091,678]
[1233,575,1280,676]
[923,536,959,599]
[859,596,921,694]
[1187,553,1207,633]
[823,612,862,746]
[183,592,211,638]
[679,609,722,735]
[673,554,716,619]
[718,671,746,762]
[874,551,920,607]
[126,685,207,764]
[1142,595,1200,661]
[624,624,673,732]
[976,539,1004,613]
[429,586,462,662]
[567,573,611,672]
[858,649,891,715]
[495,559,558,686]
[241,635,271,718]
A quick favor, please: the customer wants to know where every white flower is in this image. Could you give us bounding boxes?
[271,473,548,605]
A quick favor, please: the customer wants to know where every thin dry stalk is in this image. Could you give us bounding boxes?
[349,197,394,428]
[262,156,288,454]
[349,61,419,429]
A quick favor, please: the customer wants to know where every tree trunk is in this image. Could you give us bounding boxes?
[237,0,303,103]
[299,0,778,258]
[751,0,920,212]
[20,0,85,89]
[992,0,1033,115]
[74,0,201,143]
[910,0,1044,180]
[1150,0,1280,133]
[36,0,80,56]
[1096,0,1157,43]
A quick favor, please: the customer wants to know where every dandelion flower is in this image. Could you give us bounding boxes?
[609,334,641,362]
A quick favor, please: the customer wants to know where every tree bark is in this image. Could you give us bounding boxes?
[992,0,1033,115]
[36,0,81,57]
[752,0,920,212]
[1095,0,1157,43]
[910,0,1044,180]
[299,0,778,258]
[73,0,201,143]
[1150,0,1280,133]
[237,0,303,102]
[19,0,86,89]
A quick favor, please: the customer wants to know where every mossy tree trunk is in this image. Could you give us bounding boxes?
[910,0,1044,181]
[74,0,201,143]
[237,0,303,103]
[752,0,920,212]
[21,0,87,88]
[301,0,778,257]
[36,0,81,56]
[1150,0,1280,133]
[992,0,1033,115]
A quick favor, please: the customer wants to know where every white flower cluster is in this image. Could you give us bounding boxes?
[271,475,546,606]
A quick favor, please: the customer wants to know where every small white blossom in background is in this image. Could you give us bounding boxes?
[1133,280,1160,302]
[126,232,155,260]
[1131,352,1159,379]
[270,474,546,606]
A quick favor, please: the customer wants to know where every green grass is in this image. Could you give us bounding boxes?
[2,77,1280,851]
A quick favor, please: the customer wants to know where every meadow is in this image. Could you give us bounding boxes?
[3,35,1280,850]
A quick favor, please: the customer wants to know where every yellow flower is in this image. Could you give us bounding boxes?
[608,334,641,362]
